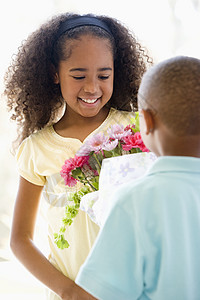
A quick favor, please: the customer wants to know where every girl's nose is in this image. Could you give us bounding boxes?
[83,78,98,94]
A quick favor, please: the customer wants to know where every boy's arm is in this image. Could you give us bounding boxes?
[10,176,96,299]
[76,195,144,300]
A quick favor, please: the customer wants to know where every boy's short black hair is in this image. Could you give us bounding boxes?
[139,56,200,136]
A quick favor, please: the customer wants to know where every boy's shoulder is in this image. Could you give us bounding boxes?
[112,156,200,210]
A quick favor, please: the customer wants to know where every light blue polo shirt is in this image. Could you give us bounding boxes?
[76,156,200,300]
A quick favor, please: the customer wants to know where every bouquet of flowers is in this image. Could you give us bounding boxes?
[54,113,149,249]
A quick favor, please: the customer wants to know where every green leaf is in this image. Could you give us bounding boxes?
[131,111,140,133]
[54,233,58,239]
[90,177,99,190]
[62,219,73,226]
[129,147,142,154]
[78,186,92,196]
[54,185,92,249]
[71,167,82,177]
[54,234,69,249]
[103,150,114,158]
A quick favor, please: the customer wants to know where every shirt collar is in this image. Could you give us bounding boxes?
[147,156,200,176]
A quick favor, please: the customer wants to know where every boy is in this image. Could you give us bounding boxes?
[75,56,200,299]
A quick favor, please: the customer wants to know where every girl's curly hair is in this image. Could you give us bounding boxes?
[4,12,152,150]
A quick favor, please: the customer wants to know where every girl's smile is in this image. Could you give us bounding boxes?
[78,96,101,105]
[6,12,152,300]
[54,35,114,121]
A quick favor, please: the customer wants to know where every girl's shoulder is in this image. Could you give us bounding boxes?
[16,125,60,158]
[17,124,82,155]
[21,125,53,145]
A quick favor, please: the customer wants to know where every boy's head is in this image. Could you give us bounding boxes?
[138,56,200,156]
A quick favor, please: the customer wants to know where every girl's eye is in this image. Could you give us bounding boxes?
[73,76,85,80]
[99,75,110,80]
[72,75,110,80]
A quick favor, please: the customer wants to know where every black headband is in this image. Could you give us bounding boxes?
[55,16,112,41]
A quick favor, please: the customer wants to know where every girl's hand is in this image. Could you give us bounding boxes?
[11,177,94,299]
[61,281,97,300]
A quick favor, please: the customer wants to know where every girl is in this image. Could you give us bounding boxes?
[4,13,151,299]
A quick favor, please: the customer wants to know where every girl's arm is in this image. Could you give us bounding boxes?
[10,176,96,300]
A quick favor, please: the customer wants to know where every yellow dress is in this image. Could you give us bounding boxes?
[16,108,134,299]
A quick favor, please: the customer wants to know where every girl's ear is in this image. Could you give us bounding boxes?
[141,109,155,134]
[54,72,60,84]
[50,64,60,84]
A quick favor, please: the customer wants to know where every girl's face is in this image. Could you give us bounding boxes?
[54,35,114,119]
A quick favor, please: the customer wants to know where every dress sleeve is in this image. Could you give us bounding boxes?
[16,137,46,186]
[75,191,144,300]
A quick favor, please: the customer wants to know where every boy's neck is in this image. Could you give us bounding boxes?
[156,134,200,158]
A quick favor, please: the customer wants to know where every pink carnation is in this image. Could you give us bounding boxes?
[76,143,92,156]
[102,139,119,151]
[76,133,108,156]
[124,124,134,131]
[60,155,89,187]
[73,155,89,168]
[107,124,132,140]
[122,132,149,152]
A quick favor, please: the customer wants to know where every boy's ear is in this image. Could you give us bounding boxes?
[141,109,155,134]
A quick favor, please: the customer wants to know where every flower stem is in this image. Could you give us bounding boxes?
[82,170,97,191]
[93,153,102,173]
